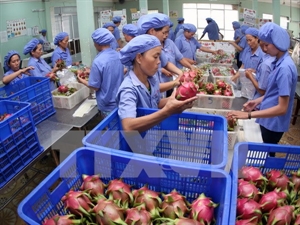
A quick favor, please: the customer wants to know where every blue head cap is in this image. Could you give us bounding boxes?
[112,16,122,23]
[54,32,68,45]
[91,28,115,45]
[259,22,290,51]
[4,50,20,71]
[40,29,47,33]
[206,18,213,23]
[177,17,184,22]
[23,38,40,55]
[122,24,139,37]
[137,13,170,34]
[119,34,161,66]
[169,21,174,28]
[103,22,116,29]
[232,21,241,29]
[182,23,197,33]
[241,25,250,34]
[245,27,259,37]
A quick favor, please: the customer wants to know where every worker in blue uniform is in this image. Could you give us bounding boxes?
[199,18,222,41]
[112,16,123,47]
[122,24,139,43]
[168,20,175,41]
[174,17,184,36]
[103,22,120,50]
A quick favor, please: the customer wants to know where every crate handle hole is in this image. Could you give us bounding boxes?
[48,178,63,193]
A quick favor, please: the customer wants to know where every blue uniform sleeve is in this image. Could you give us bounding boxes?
[27,60,40,77]
[258,62,272,91]
[160,51,168,68]
[51,51,60,67]
[276,67,294,97]
[174,44,184,62]
[113,28,121,40]
[202,27,208,35]
[238,36,247,49]
[174,38,183,52]
[117,87,138,120]
[88,61,103,89]
[194,39,201,49]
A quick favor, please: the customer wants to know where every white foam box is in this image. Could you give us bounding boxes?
[185,107,239,150]
[194,85,236,109]
[51,83,90,109]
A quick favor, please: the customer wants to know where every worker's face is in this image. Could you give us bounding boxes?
[59,36,69,49]
[260,42,279,57]
[8,55,21,72]
[123,33,133,43]
[184,31,195,40]
[107,26,114,34]
[246,34,259,50]
[259,40,268,54]
[42,32,46,37]
[149,26,169,43]
[31,44,43,59]
[135,46,161,76]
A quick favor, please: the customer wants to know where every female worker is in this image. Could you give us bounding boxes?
[232,21,243,68]
[2,51,33,85]
[175,23,217,68]
[51,32,80,67]
[168,21,175,42]
[77,28,124,118]
[103,22,119,50]
[116,34,196,132]
[122,24,139,43]
[23,38,59,90]
[228,22,297,154]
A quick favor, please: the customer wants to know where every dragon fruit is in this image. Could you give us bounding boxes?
[266,170,290,191]
[295,214,300,225]
[160,189,190,219]
[205,82,216,94]
[213,89,222,95]
[176,81,198,101]
[125,207,152,225]
[216,80,227,90]
[211,67,220,75]
[190,193,217,224]
[155,218,204,225]
[236,198,262,221]
[235,217,259,225]
[93,198,126,225]
[133,185,162,218]
[266,205,294,225]
[237,179,260,201]
[240,166,268,188]
[80,174,106,197]
[227,115,238,131]
[259,189,286,212]
[106,179,133,208]
[290,169,300,200]
[58,85,69,93]
[197,89,207,95]
[61,190,93,218]
[42,214,83,225]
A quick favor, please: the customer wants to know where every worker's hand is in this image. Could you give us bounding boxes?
[227,110,247,120]
[161,68,173,77]
[243,100,259,112]
[77,73,88,86]
[231,72,240,82]
[245,70,252,79]
[21,66,34,75]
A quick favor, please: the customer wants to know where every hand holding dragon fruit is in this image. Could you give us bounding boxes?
[43,214,84,225]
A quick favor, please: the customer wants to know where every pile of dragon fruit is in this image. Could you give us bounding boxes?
[236,166,300,225]
[0,113,12,122]
[43,174,218,225]
[176,69,234,101]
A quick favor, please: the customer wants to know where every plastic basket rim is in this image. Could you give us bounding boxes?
[18,146,231,225]
[51,82,88,99]
[196,84,235,99]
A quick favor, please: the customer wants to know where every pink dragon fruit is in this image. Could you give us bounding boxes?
[295,214,300,225]
[238,179,260,201]
[133,185,162,218]
[197,89,207,95]
[266,205,295,225]
[266,170,290,191]
[213,89,222,95]
[235,217,259,225]
[155,218,205,225]
[205,82,216,94]
[61,190,93,218]
[216,80,227,90]
[160,189,190,219]
[125,207,152,225]
[290,169,300,201]
[106,179,133,208]
[80,174,106,197]
[93,198,126,225]
[42,214,83,225]
[223,88,233,96]
[259,189,286,212]
[236,198,262,221]
[176,81,198,101]
[214,72,222,76]
[211,67,220,75]
[240,166,267,188]
[190,193,218,224]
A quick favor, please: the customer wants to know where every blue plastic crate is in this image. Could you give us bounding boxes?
[0,100,43,189]
[229,142,300,225]
[0,77,56,125]
[18,147,231,225]
[83,108,228,169]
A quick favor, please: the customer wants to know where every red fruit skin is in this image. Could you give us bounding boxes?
[236,198,262,221]
[125,208,152,225]
[266,205,294,225]
[80,174,105,197]
[205,82,215,94]
[235,217,259,225]
[176,81,198,100]
[43,215,82,225]
[213,89,222,95]
[258,190,286,212]
[295,214,300,225]
[106,179,133,207]
[223,89,233,96]
[161,190,189,219]
[212,67,220,74]
[266,170,290,191]
[238,180,260,202]
[291,169,300,193]
[58,85,69,93]
[240,166,267,187]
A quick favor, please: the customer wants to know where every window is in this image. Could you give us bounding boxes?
[183,3,238,40]
[262,13,289,29]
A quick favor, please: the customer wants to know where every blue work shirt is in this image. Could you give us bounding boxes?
[116,70,161,120]
[256,51,298,132]
[174,24,183,36]
[161,39,183,81]
[242,46,264,70]
[4,70,28,85]
[28,57,56,90]
[168,28,175,42]
[110,38,119,50]
[51,47,72,67]
[252,54,276,100]
[238,36,247,61]
[113,27,121,40]
[175,29,184,40]
[175,35,201,65]
[234,28,242,41]
[203,22,219,40]
[88,48,124,112]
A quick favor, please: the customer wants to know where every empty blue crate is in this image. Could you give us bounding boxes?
[83,108,228,169]
[0,77,55,125]
[229,142,300,225]
[18,147,231,225]
[0,100,43,189]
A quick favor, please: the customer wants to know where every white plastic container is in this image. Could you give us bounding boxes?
[211,66,236,83]
[51,83,90,109]
[194,85,236,109]
[185,107,239,149]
